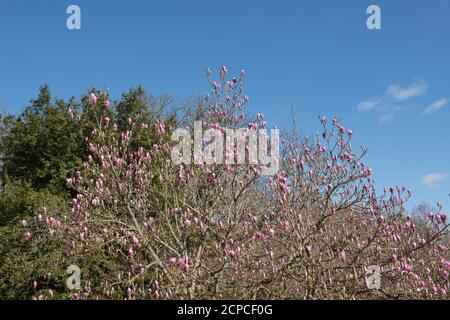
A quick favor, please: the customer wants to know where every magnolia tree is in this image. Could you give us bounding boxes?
[21,68,449,300]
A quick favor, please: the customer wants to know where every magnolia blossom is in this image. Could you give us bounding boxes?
[24,70,449,300]
[90,93,97,104]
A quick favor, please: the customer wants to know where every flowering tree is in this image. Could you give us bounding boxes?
[21,68,449,300]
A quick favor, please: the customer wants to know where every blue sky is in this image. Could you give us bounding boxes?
[0,0,449,211]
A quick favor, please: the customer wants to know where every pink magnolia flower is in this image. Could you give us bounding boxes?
[256,231,265,240]
[103,100,110,108]
[212,81,220,90]
[178,256,189,269]
[132,235,140,246]
[24,232,32,240]
[21,220,28,227]
[436,214,447,224]
[442,260,450,270]
[169,257,177,266]
[220,66,228,76]
[418,281,425,289]
[89,93,97,104]
[304,245,312,256]
[339,250,347,262]
[68,107,74,118]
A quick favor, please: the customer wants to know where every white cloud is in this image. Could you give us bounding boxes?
[358,98,381,112]
[421,173,449,188]
[386,81,428,101]
[358,79,430,123]
[377,106,403,123]
[422,98,448,115]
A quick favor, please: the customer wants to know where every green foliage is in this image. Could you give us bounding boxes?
[0,222,66,299]
[0,188,68,299]
[0,182,67,226]
[0,85,86,195]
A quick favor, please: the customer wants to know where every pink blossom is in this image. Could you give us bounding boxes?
[220,66,228,76]
[256,231,265,240]
[436,214,447,224]
[304,245,312,256]
[89,93,97,104]
[169,257,177,266]
[178,256,189,269]
[132,235,140,246]
[339,250,347,262]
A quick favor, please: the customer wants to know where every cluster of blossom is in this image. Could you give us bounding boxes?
[21,67,449,300]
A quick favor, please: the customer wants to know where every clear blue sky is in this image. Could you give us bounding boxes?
[1,0,449,211]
